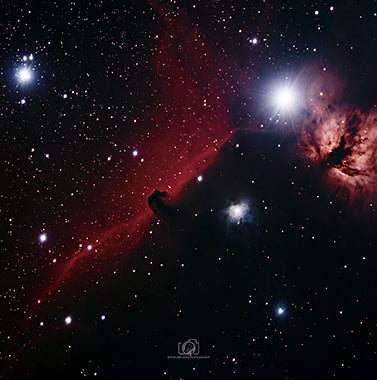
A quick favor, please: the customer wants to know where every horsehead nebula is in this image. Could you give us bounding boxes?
[31,1,237,303]
[2,4,238,372]
[4,1,377,378]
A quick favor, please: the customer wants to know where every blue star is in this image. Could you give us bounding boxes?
[17,67,33,83]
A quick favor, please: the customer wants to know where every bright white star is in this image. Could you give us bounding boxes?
[39,233,47,243]
[65,316,72,325]
[17,68,32,83]
[275,305,286,316]
[197,175,203,182]
[132,150,138,157]
[273,86,296,111]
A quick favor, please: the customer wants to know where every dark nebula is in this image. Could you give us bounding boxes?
[10,129,377,379]
[298,70,377,206]
[2,0,377,379]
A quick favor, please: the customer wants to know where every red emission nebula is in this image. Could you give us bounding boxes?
[299,68,377,205]
[5,0,377,371]
[38,2,237,298]
[7,1,238,361]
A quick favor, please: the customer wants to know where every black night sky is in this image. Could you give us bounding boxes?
[1,0,377,378]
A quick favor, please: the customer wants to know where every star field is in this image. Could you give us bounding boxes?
[1,0,377,378]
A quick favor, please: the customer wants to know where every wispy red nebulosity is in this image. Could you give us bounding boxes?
[299,68,377,204]
[3,3,237,372]
[39,0,236,301]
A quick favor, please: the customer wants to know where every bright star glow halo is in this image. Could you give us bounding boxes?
[274,303,288,318]
[273,85,297,111]
[227,201,250,223]
[17,67,33,83]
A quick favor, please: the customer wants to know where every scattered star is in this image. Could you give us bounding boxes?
[2,1,376,378]
[65,316,72,325]
[39,233,47,243]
